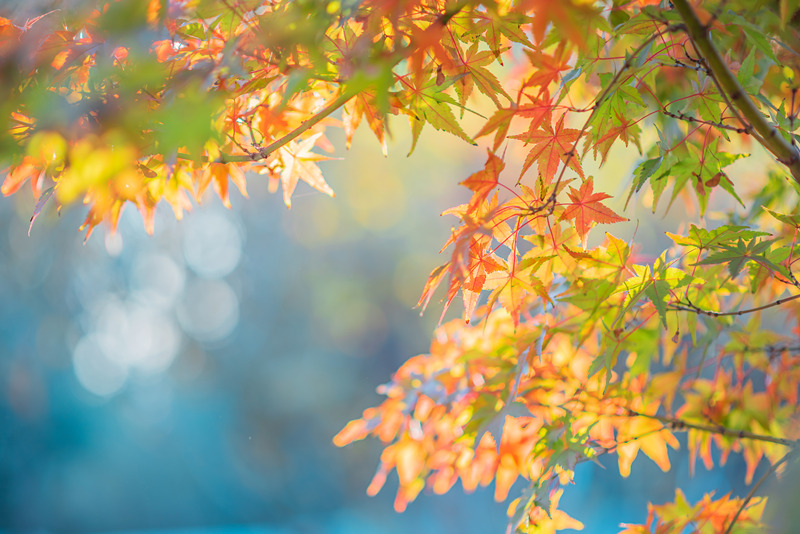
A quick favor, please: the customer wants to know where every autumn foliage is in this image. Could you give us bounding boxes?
[4,0,800,531]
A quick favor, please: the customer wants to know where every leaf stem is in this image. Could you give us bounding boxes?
[672,0,800,184]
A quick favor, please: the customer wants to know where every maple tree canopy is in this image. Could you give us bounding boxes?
[3,0,800,531]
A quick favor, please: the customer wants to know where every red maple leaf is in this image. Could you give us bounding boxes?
[519,0,595,48]
[474,91,553,152]
[511,113,584,183]
[560,178,627,239]
[523,42,571,92]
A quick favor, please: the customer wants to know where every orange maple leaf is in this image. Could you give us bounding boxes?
[461,242,506,321]
[510,113,583,183]
[343,92,388,156]
[417,193,511,322]
[1,157,42,197]
[560,178,627,239]
[523,42,571,91]
[474,96,552,152]
[198,162,248,208]
[460,150,503,210]
[590,111,642,164]
[616,415,679,477]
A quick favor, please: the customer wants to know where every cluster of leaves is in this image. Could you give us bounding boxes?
[4,0,800,531]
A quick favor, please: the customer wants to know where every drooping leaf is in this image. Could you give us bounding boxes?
[28,185,54,236]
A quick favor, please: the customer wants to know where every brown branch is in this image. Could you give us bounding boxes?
[661,109,749,133]
[667,293,800,318]
[741,343,800,355]
[672,0,800,184]
[527,398,798,448]
[625,408,799,448]
[659,58,709,73]
[176,88,357,165]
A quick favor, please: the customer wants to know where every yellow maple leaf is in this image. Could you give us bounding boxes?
[617,414,679,478]
[277,132,336,208]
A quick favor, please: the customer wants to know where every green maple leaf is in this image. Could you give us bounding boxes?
[452,42,511,108]
[399,75,476,154]
[695,237,783,277]
[762,206,800,228]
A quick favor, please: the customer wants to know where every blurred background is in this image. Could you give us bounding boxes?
[0,118,758,534]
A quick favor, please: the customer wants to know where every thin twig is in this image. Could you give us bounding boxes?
[661,109,749,133]
[526,399,799,448]
[724,449,796,534]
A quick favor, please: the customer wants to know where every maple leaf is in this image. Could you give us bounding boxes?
[417,192,514,323]
[461,243,507,321]
[451,42,511,108]
[461,11,534,59]
[695,237,783,278]
[484,251,552,326]
[1,157,43,197]
[589,110,642,164]
[518,0,601,48]
[510,113,584,183]
[560,178,627,240]
[197,162,248,208]
[342,92,388,156]
[276,132,336,208]
[474,95,553,152]
[397,74,476,154]
[522,42,571,91]
[620,490,767,533]
[417,264,450,317]
[616,413,680,478]
[460,150,504,210]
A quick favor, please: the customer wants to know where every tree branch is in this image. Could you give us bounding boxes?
[176,88,358,165]
[625,408,799,448]
[661,108,749,133]
[242,89,356,162]
[537,398,798,448]
[672,0,800,184]
[667,293,800,317]
[724,449,796,534]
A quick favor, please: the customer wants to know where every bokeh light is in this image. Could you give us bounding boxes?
[177,278,240,344]
[73,333,129,397]
[183,209,244,279]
